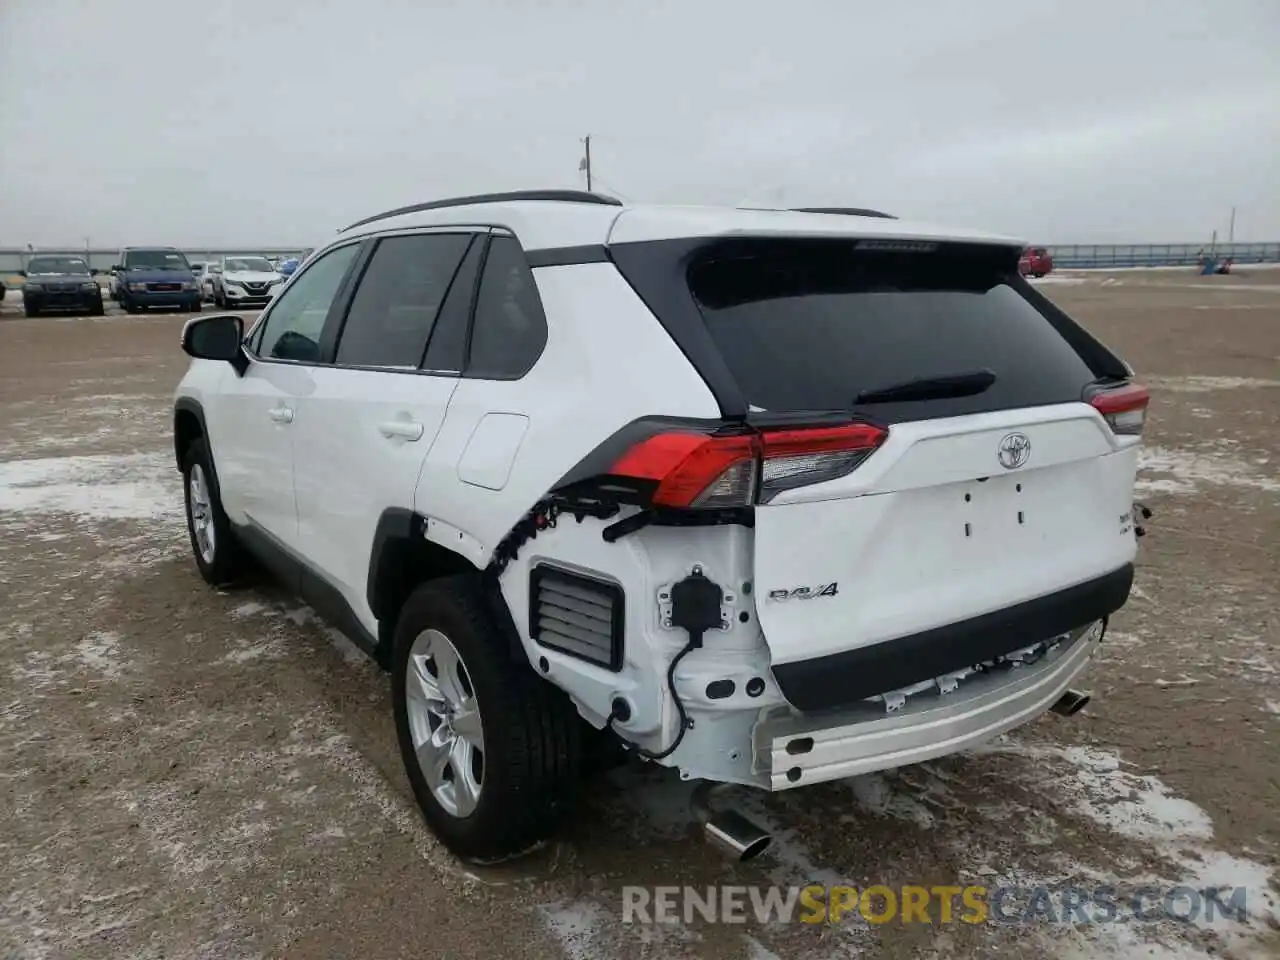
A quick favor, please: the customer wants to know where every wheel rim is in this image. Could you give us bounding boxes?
[188,464,216,565]
[405,629,485,818]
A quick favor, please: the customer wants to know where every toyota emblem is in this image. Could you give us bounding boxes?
[997,432,1031,470]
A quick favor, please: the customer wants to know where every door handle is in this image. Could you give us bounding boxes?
[378,419,424,441]
[268,405,294,424]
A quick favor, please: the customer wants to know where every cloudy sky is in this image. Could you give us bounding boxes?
[2,0,1277,248]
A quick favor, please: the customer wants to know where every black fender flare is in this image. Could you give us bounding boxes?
[173,397,224,495]
[366,508,525,663]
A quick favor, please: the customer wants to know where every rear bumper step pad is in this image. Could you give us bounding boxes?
[771,563,1133,713]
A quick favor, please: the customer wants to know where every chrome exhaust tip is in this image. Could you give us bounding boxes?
[691,783,772,862]
[1051,689,1091,717]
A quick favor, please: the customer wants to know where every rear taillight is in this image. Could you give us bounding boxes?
[609,423,887,508]
[1089,381,1149,436]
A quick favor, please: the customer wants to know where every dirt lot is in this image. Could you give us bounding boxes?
[1,271,1278,960]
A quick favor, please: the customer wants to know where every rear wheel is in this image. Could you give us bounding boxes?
[392,577,582,862]
[90,300,105,316]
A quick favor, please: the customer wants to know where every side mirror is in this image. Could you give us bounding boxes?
[17,270,25,277]
[181,314,248,374]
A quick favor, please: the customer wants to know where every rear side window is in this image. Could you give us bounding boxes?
[465,236,547,380]
[686,239,1097,419]
[335,233,472,368]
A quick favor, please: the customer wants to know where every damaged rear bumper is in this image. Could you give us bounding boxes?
[756,620,1104,790]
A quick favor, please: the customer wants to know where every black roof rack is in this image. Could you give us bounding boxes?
[342,190,623,232]
[793,207,898,220]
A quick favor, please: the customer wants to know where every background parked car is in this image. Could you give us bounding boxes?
[1019,246,1054,278]
[111,246,202,313]
[20,254,105,317]
[211,254,287,308]
[190,262,219,302]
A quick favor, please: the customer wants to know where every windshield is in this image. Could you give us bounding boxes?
[125,249,191,271]
[26,257,91,276]
[224,257,275,273]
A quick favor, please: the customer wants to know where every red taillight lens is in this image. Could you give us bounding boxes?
[609,423,887,508]
[1089,381,1149,436]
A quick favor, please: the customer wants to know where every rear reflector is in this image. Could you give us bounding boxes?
[610,423,887,508]
[1089,381,1148,436]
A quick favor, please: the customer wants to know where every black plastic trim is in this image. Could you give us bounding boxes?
[771,564,1135,713]
[528,564,625,672]
[341,190,623,232]
[525,244,611,268]
[1011,273,1130,380]
[235,519,380,659]
[173,398,214,478]
[606,238,751,419]
[365,508,418,621]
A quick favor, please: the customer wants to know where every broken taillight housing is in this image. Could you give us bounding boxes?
[609,423,888,508]
[1088,381,1149,436]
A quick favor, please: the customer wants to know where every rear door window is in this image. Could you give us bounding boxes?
[334,233,472,369]
[686,239,1097,420]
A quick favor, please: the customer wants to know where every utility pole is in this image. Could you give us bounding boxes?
[579,135,592,191]
[1228,206,1236,243]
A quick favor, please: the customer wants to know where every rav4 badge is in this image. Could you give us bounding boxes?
[768,583,839,602]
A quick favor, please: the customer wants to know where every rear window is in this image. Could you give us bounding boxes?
[686,239,1096,419]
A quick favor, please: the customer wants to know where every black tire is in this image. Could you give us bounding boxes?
[91,300,105,316]
[392,577,582,862]
[24,304,38,318]
[181,438,245,586]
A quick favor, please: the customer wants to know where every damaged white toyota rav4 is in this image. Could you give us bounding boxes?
[173,191,1151,862]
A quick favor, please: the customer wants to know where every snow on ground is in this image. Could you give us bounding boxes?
[0,451,180,522]
[1137,446,1279,495]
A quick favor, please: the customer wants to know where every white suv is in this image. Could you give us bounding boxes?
[211,254,286,309]
[173,190,1150,863]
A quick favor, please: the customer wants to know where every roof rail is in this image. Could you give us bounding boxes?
[792,207,898,220]
[342,190,623,232]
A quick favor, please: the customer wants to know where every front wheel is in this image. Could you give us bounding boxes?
[23,304,39,318]
[392,577,583,862]
[181,438,245,585]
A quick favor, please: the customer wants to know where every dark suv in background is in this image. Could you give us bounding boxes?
[20,255,105,317]
[110,247,202,313]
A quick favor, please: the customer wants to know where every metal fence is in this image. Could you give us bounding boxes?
[1045,242,1280,269]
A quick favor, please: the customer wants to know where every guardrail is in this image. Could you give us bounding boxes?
[1045,242,1280,269]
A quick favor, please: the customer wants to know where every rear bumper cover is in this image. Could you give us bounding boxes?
[770,563,1133,713]
[759,619,1104,789]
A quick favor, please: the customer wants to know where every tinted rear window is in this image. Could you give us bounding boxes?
[686,240,1096,418]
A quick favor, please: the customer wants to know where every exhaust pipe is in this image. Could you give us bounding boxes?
[691,783,772,862]
[1051,689,1091,717]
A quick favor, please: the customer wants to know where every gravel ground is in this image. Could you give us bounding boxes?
[1,271,1278,960]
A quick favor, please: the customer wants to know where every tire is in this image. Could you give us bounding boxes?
[24,304,38,318]
[392,576,582,862]
[91,300,105,316]
[181,438,245,586]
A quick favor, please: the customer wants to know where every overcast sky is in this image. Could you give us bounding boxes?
[2,0,1277,248]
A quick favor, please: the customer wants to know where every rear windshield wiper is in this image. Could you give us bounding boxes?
[853,369,996,405]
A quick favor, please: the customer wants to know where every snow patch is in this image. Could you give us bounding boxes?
[0,452,180,521]
[537,901,613,960]
[1146,375,1280,393]
[1137,446,1280,495]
